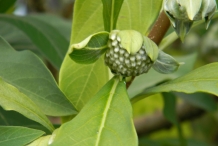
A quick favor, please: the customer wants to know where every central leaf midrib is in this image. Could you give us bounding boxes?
[95,78,119,146]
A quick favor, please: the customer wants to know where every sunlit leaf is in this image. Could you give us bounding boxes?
[117,0,163,34]
[50,77,138,146]
[28,135,51,146]
[102,0,124,31]
[60,0,109,112]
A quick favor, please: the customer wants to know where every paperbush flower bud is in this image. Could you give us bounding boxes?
[164,0,217,41]
[104,30,153,77]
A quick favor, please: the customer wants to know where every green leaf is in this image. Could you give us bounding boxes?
[128,53,197,99]
[50,77,138,146]
[0,126,44,146]
[117,0,163,34]
[0,0,16,13]
[27,135,51,146]
[0,14,69,69]
[162,92,177,125]
[28,14,72,41]
[177,93,217,112]
[69,31,109,64]
[60,0,109,112]
[60,57,108,111]
[143,36,159,61]
[0,106,51,134]
[101,0,124,31]
[131,62,218,102]
[0,78,54,132]
[152,50,181,74]
[70,0,104,44]
[162,93,187,146]
[0,36,77,116]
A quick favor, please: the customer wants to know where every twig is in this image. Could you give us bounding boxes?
[126,11,171,88]
[134,102,205,136]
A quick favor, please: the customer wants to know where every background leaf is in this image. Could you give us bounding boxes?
[163,93,177,125]
[101,0,124,31]
[117,0,163,34]
[0,126,44,146]
[131,62,218,103]
[0,78,54,132]
[0,0,16,13]
[50,77,138,146]
[0,14,69,69]
[0,36,77,116]
[177,93,217,112]
[162,92,186,146]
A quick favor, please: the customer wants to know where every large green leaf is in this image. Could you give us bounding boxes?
[117,0,163,34]
[28,135,51,146]
[128,53,197,99]
[0,14,69,69]
[131,62,218,102]
[0,0,16,13]
[50,77,138,146]
[59,0,109,112]
[0,36,77,116]
[101,0,124,31]
[0,126,44,146]
[0,78,54,132]
[59,57,109,111]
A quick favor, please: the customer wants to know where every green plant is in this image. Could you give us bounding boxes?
[0,0,218,146]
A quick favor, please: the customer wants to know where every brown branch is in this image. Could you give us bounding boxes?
[126,11,171,88]
[134,102,205,136]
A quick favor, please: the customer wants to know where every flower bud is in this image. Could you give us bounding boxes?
[164,0,217,41]
[105,30,153,77]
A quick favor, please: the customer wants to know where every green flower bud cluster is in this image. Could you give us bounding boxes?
[104,31,152,77]
[164,0,217,41]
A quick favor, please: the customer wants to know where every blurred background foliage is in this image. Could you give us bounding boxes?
[0,0,218,146]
